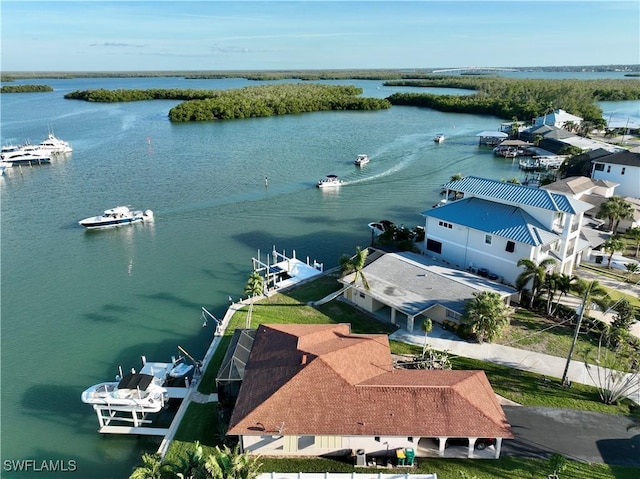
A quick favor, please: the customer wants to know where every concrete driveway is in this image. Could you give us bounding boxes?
[503,406,640,467]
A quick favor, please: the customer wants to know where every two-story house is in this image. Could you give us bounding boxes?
[591,147,640,198]
[422,176,593,286]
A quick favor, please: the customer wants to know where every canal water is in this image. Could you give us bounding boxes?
[1,73,638,478]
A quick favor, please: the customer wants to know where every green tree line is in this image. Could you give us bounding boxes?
[1,84,54,93]
[385,77,640,122]
[168,83,390,121]
[64,88,222,102]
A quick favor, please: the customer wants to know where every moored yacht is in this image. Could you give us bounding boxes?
[78,206,154,229]
[38,133,72,154]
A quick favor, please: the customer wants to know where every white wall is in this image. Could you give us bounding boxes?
[592,164,640,198]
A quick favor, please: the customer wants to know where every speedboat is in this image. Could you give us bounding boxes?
[38,133,72,154]
[79,206,154,229]
[354,154,369,166]
[434,134,445,143]
[368,219,394,236]
[317,174,343,188]
[81,373,168,413]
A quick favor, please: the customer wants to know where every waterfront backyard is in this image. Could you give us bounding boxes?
[160,274,640,479]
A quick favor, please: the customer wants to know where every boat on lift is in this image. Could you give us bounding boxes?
[78,206,154,229]
[81,373,168,413]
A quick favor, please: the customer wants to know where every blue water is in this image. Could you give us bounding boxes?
[1,73,638,478]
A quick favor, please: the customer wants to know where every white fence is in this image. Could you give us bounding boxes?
[258,474,437,479]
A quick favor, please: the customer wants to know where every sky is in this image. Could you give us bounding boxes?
[1,1,639,72]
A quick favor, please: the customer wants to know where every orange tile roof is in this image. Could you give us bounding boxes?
[227,324,513,439]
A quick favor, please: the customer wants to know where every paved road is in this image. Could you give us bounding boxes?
[503,406,640,467]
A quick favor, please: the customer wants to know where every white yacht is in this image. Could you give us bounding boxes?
[78,206,154,229]
[317,174,343,188]
[354,154,369,166]
[0,146,52,165]
[38,133,72,154]
[434,133,445,143]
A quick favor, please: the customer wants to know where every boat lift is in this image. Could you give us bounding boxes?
[251,247,324,291]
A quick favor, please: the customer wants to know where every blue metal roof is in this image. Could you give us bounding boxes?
[440,176,590,214]
[422,197,560,246]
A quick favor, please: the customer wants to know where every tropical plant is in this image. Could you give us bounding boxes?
[171,441,206,479]
[601,236,625,269]
[129,453,166,479]
[516,258,557,309]
[583,342,640,405]
[413,347,452,370]
[625,262,639,275]
[597,196,633,232]
[609,298,637,345]
[338,246,370,290]
[244,271,264,328]
[548,452,568,479]
[203,444,262,479]
[450,173,464,182]
[421,318,433,355]
[544,273,577,316]
[561,279,610,386]
[461,291,510,343]
[627,227,640,257]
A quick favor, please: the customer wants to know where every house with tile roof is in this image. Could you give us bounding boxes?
[591,147,640,198]
[226,323,513,459]
[338,250,517,333]
[422,177,593,286]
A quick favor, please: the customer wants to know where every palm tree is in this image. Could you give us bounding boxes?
[462,291,510,343]
[601,236,625,269]
[129,453,166,479]
[421,318,433,356]
[627,227,640,257]
[516,258,557,309]
[339,246,370,290]
[244,271,264,328]
[561,279,610,386]
[549,273,577,316]
[204,444,262,479]
[597,196,633,233]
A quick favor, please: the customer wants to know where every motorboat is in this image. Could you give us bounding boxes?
[317,174,343,188]
[78,206,154,229]
[433,134,445,143]
[38,133,72,154]
[354,154,369,166]
[81,373,168,413]
[368,219,394,236]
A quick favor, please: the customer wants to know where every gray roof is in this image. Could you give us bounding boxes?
[440,176,593,214]
[423,197,560,246]
[341,252,516,316]
[592,149,640,167]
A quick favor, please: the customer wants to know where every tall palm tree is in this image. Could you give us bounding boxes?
[462,291,510,343]
[627,227,640,257]
[421,318,433,356]
[561,279,610,386]
[597,196,633,233]
[549,273,577,316]
[339,246,370,290]
[601,236,625,269]
[244,271,264,328]
[516,258,557,309]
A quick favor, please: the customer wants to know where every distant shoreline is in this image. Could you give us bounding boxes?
[1,64,639,81]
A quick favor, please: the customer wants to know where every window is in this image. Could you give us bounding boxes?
[438,220,453,229]
[594,163,604,171]
[622,167,626,175]
[607,165,611,173]
[359,292,365,299]
[485,234,492,245]
[426,239,442,254]
[375,436,380,442]
[506,241,515,253]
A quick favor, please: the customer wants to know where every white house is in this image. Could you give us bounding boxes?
[533,109,583,129]
[591,147,640,198]
[422,176,594,286]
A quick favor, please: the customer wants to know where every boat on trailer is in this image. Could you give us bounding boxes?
[78,206,154,229]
